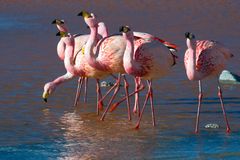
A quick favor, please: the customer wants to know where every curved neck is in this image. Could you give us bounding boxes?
[185,38,201,80]
[56,24,68,32]
[85,23,107,71]
[98,22,108,38]
[57,39,65,60]
[53,72,74,86]
[63,37,80,75]
[123,32,140,75]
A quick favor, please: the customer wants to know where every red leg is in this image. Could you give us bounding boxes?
[100,74,121,121]
[135,80,151,129]
[74,77,83,107]
[123,75,131,120]
[110,84,145,112]
[96,79,104,115]
[218,83,231,133]
[84,77,88,103]
[98,76,119,107]
[195,80,203,134]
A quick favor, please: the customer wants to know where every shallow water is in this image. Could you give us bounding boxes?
[0,1,240,159]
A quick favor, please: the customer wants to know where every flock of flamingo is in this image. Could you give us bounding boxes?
[42,11,233,133]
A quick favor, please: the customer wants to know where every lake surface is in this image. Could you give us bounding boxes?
[0,1,240,159]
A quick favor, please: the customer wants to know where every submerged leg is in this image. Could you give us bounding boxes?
[195,80,203,134]
[100,74,121,121]
[84,77,88,103]
[122,75,131,120]
[74,77,83,107]
[217,82,231,133]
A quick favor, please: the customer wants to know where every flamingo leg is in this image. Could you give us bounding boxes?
[100,74,121,121]
[74,77,83,107]
[96,79,104,115]
[122,75,131,121]
[133,77,141,116]
[148,80,155,126]
[97,75,119,107]
[135,80,151,129]
[110,83,145,112]
[217,82,231,133]
[84,77,88,103]
[195,80,203,133]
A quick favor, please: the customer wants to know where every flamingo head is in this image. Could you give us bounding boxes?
[119,25,131,33]
[185,32,196,49]
[52,19,64,25]
[78,11,97,28]
[56,32,74,46]
[56,31,68,37]
[52,19,68,32]
[185,32,195,40]
[77,11,92,18]
[42,82,56,103]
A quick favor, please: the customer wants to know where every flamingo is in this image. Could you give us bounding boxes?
[184,32,233,133]
[79,11,178,121]
[119,26,177,129]
[49,19,109,108]
[51,19,88,106]
[42,29,111,114]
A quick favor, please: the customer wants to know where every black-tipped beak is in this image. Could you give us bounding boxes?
[56,31,61,36]
[119,26,130,33]
[77,11,83,16]
[185,32,190,38]
[43,98,47,103]
[119,26,124,32]
[185,32,195,39]
[52,19,57,24]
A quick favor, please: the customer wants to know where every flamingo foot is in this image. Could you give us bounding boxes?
[226,127,231,133]
[133,108,137,114]
[194,130,199,134]
[135,124,140,130]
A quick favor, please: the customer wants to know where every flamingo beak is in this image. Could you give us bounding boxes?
[56,31,61,36]
[77,11,91,18]
[52,19,57,24]
[52,19,64,25]
[42,92,49,103]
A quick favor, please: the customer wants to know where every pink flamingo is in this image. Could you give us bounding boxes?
[79,11,132,121]
[80,11,178,121]
[184,32,233,133]
[42,29,111,114]
[120,26,177,129]
[51,19,108,107]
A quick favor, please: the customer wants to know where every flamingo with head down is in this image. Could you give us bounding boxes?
[184,32,233,133]
[119,25,177,129]
[51,19,109,106]
[42,22,111,114]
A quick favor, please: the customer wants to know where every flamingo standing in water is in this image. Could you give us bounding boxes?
[119,26,177,129]
[48,19,108,108]
[42,28,111,114]
[184,32,233,133]
[80,11,178,121]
